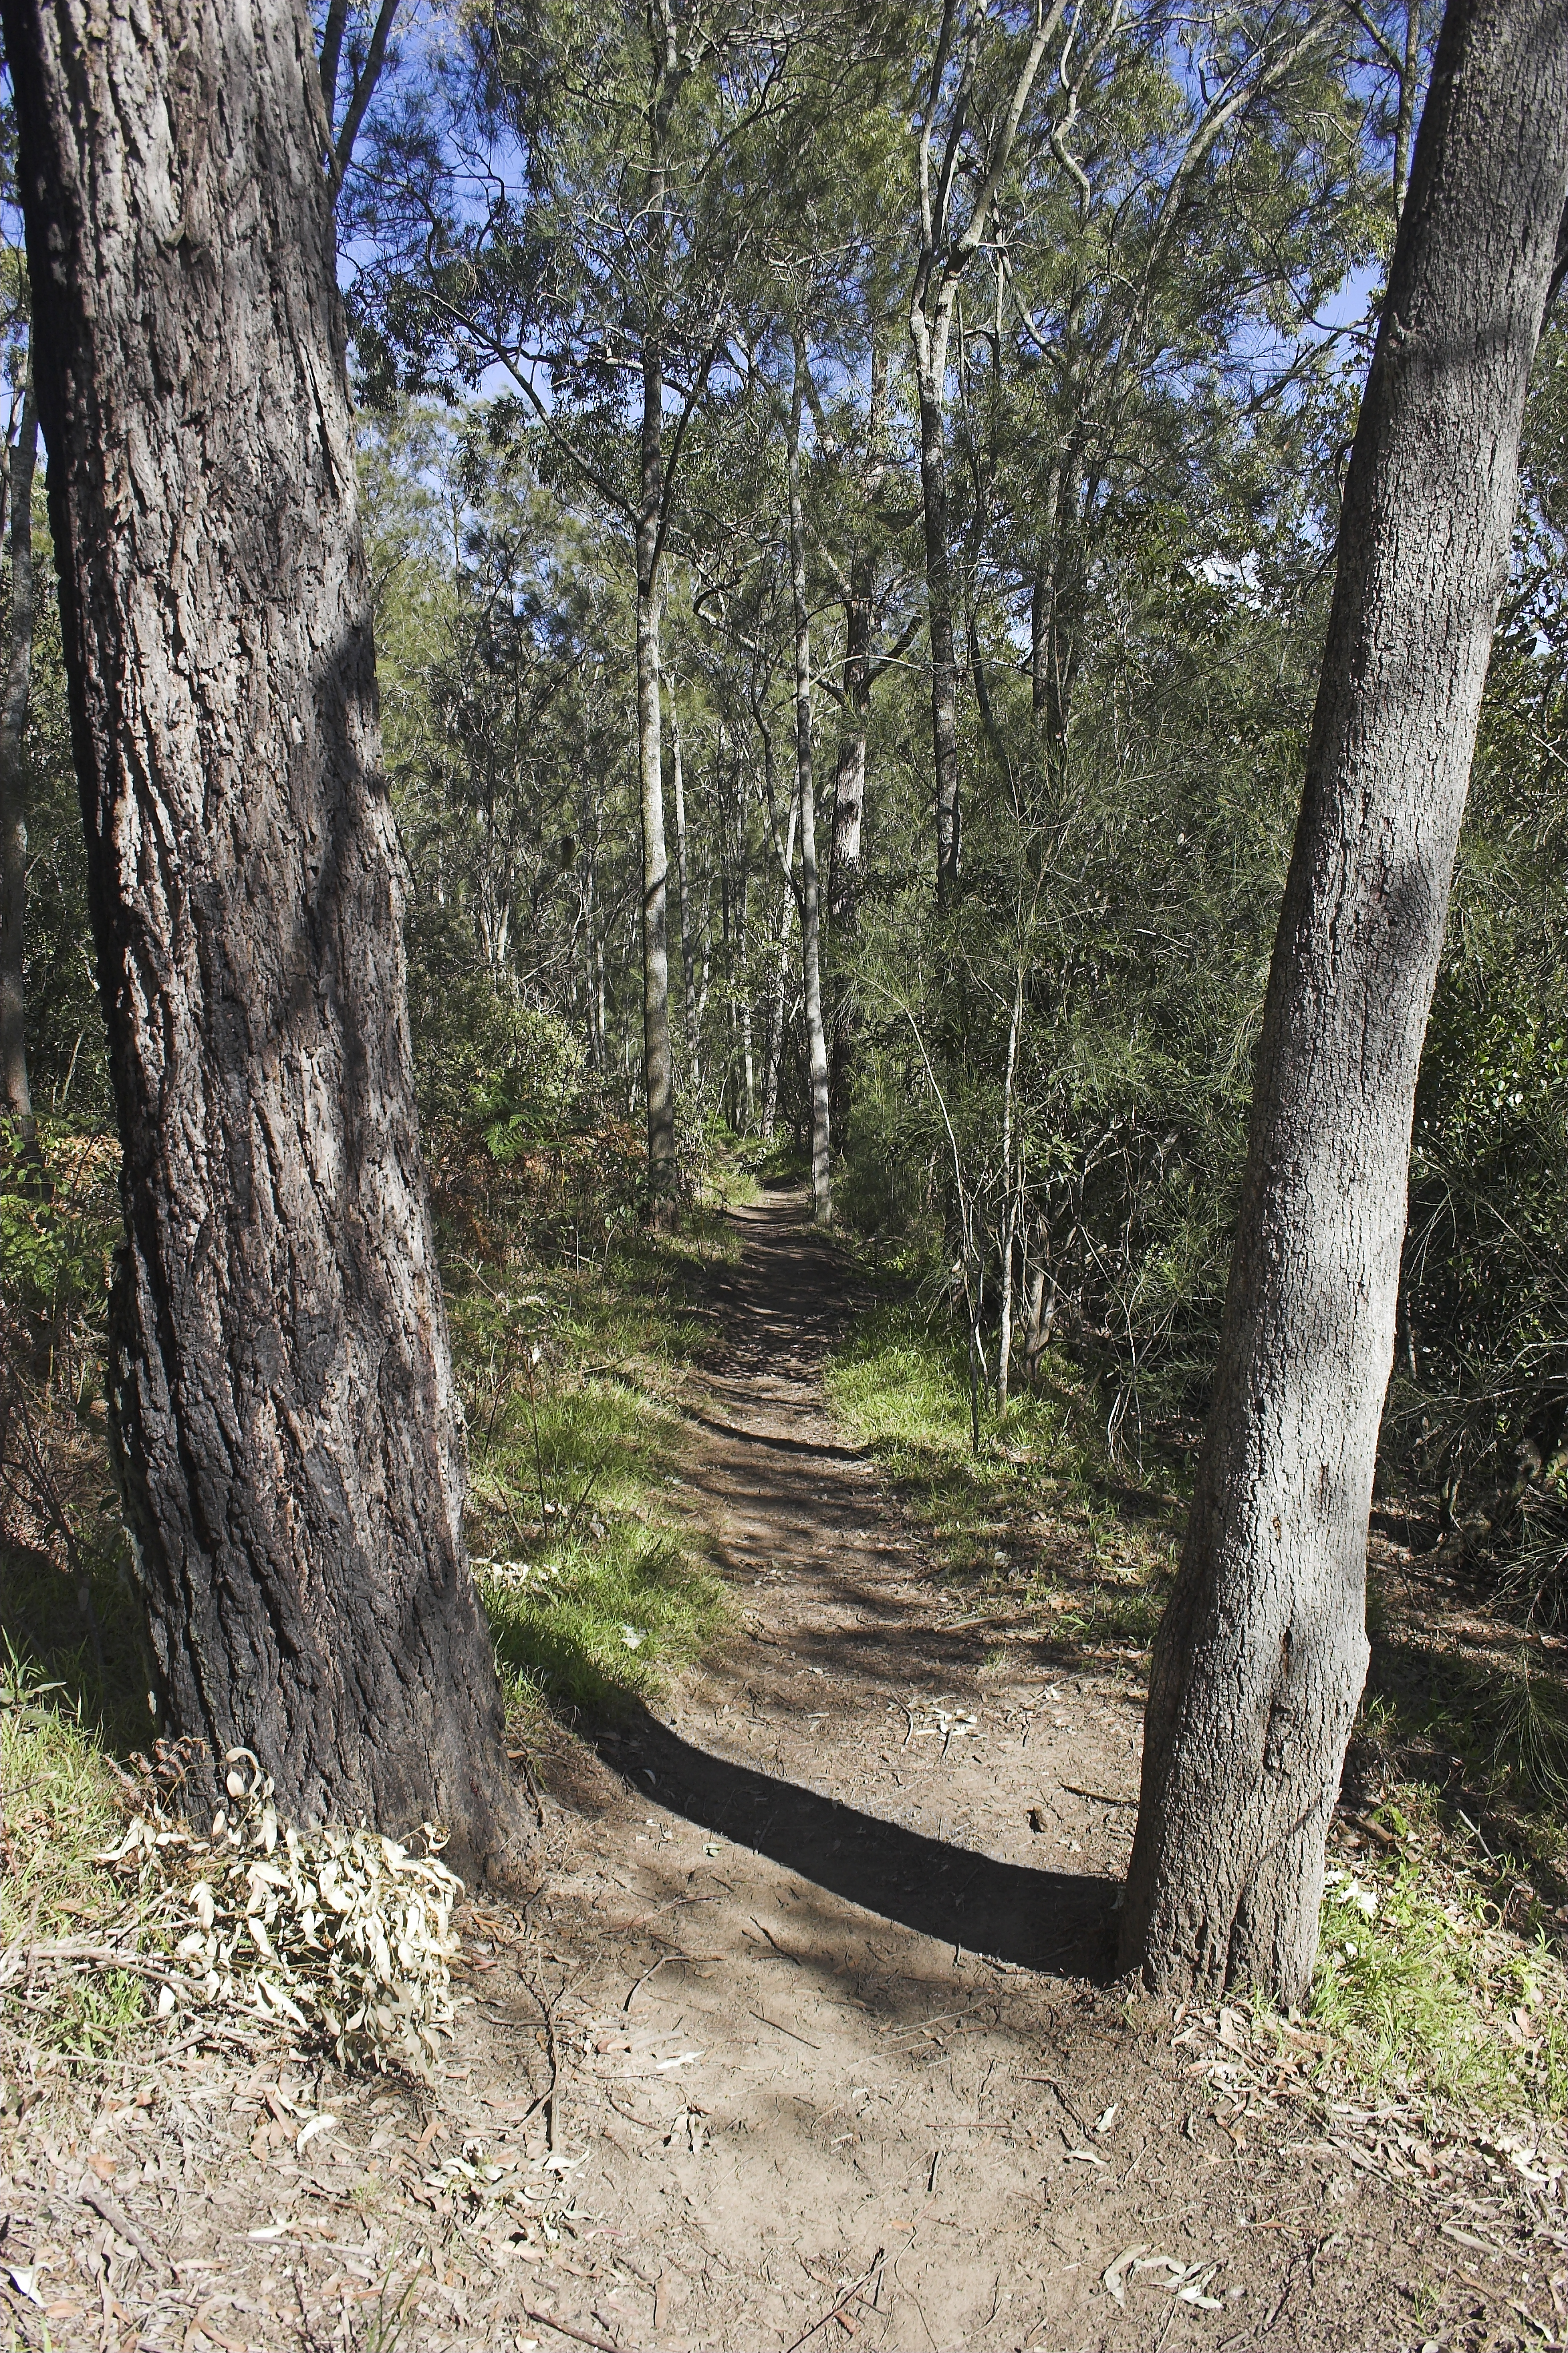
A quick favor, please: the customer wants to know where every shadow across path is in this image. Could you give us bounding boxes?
[598,1709,1117,1979]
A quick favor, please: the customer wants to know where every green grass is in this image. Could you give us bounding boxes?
[825,1299,1175,1662]
[0,1643,151,2063]
[446,1204,737,1718]
[1303,1795,1568,2119]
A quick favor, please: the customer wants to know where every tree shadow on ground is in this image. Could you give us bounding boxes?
[592,1707,1119,1979]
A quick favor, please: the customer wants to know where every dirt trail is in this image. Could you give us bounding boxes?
[491,1191,1448,2350]
[18,1192,1517,2352]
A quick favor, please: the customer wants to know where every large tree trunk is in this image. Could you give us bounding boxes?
[0,365,38,1136]
[787,355,831,1225]
[4,0,523,1877]
[1119,0,1568,2005]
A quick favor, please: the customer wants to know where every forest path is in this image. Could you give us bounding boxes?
[6,1197,1515,2353]
[493,1187,1433,2352]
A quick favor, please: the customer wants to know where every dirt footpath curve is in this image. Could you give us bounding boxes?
[10,1189,1545,2353]
[485,1190,1487,2352]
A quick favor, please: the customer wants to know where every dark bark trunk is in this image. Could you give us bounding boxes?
[4,0,524,1877]
[1120,0,1568,2005]
[0,364,38,1135]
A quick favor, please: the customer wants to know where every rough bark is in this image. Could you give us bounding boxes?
[787,356,831,1225]
[0,366,37,1134]
[4,0,524,1876]
[1119,0,1568,2004]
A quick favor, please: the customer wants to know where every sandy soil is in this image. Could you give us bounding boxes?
[5,1190,1561,2352]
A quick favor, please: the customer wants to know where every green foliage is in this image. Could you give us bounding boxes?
[1312,1820,1568,2117]
[0,1124,119,1318]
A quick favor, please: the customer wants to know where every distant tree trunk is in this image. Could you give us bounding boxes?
[4,0,523,1876]
[1120,0,1568,2005]
[995,967,1023,1416]
[633,312,676,1211]
[912,354,960,906]
[670,697,700,1092]
[759,787,797,1146]
[0,363,37,1138]
[787,352,831,1225]
[827,566,869,1144]
[736,803,755,1128]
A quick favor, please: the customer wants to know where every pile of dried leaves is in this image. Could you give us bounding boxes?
[98,1750,465,2076]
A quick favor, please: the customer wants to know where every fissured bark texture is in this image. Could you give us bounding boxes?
[3,0,524,1878]
[1119,0,1568,2004]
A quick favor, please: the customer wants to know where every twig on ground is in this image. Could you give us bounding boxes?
[521,2306,622,2352]
[781,2249,886,2353]
[79,2179,168,2277]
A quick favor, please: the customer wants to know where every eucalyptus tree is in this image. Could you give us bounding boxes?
[351,0,860,1211]
[1120,0,1568,2004]
[795,314,922,1140]
[904,0,1071,904]
[1,0,521,1865]
[785,338,832,1220]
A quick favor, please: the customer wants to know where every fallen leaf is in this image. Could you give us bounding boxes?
[1102,2245,1149,2305]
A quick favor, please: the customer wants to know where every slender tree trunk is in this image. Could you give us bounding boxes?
[759,796,796,1146]
[787,352,831,1225]
[636,328,676,1211]
[670,697,700,1091]
[1120,0,1568,2005]
[3,0,523,1874]
[1394,0,1423,216]
[912,348,960,906]
[737,813,755,1128]
[636,556,675,1209]
[827,566,870,1142]
[0,363,38,1137]
[996,967,1023,1416]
